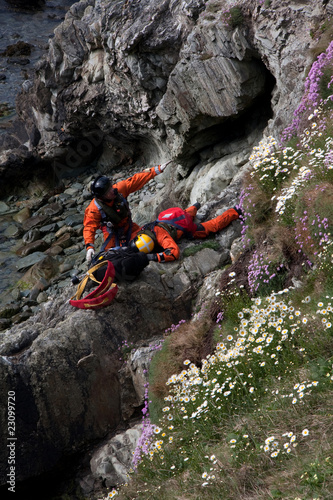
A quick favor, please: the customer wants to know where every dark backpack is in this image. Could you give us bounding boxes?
[91,247,149,282]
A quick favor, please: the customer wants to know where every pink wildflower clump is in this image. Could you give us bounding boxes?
[282,41,333,143]
[239,186,254,249]
[165,319,186,335]
[295,210,330,259]
[132,384,154,469]
[247,250,284,294]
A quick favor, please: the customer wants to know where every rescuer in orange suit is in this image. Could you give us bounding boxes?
[83,161,171,264]
[131,204,242,263]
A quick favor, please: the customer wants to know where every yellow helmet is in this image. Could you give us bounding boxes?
[133,233,155,253]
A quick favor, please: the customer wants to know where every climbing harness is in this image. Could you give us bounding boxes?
[94,194,133,249]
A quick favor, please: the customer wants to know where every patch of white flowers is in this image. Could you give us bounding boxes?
[274,166,313,216]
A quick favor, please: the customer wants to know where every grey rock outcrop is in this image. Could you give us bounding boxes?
[88,422,143,491]
[0,0,327,194]
[0,235,237,485]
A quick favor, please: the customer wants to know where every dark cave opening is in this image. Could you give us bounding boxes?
[176,61,277,172]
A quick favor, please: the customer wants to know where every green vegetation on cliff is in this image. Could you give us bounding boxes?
[110,37,333,500]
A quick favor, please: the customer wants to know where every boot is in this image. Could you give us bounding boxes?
[233,205,242,217]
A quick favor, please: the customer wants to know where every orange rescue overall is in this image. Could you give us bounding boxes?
[153,206,240,262]
[83,167,161,251]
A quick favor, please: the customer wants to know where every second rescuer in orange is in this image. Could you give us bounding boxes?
[131,204,242,263]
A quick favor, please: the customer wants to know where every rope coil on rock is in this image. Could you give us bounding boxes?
[69,261,118,309]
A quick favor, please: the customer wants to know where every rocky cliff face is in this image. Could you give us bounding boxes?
[1,0,327,191]
[0,0,330,497]
[0,237,237,489]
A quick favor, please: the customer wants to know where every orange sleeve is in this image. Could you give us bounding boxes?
[154,226,180,262]
[83,200,102,249]
[115,167,159,198]
[83,166,160,248]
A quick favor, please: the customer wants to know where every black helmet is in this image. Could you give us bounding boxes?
[91,176,111,197]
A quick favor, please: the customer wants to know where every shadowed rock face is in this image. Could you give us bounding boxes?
[4,0,45,8]
[0,306,123,484]
[1,0,325,192]
[25,0,270,164]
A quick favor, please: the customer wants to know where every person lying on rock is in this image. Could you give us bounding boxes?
[128,203,242,262]
[83,161,172,264]
[71,204,241,309]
